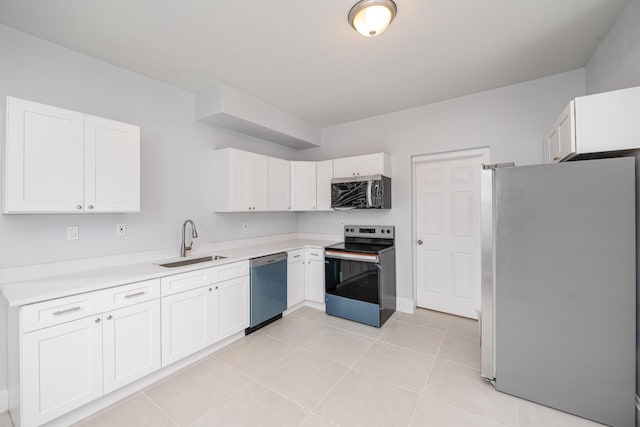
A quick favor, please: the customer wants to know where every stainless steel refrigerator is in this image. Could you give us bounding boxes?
[480,157,636,427]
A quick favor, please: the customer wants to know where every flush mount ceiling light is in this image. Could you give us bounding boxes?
[348,0,397,38]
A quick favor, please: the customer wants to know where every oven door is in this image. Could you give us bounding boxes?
[324,251,381,304]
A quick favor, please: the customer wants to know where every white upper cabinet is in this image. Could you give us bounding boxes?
[316,160,333,211]
[544,102,575,163]
[84,115,140,212]
[333,153,391,178]
[267,157,291,211]
[290,161,317,211]
[3,97,140,213]
[213,148,268,212]
[544,86,640,163]
[4,97,85,213]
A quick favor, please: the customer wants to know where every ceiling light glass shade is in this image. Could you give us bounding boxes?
[348,0,397,38]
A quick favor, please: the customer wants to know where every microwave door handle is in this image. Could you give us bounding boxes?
[366,180,372,207]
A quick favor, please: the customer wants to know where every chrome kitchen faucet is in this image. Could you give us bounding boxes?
[180,219,198,257]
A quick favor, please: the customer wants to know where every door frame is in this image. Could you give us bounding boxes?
[411,147,490,314]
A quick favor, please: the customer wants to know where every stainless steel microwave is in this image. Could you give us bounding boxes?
[331,175,391,209]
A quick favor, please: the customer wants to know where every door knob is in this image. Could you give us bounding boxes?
[417,240,423,245]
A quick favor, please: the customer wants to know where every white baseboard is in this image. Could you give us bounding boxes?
[0,388,7,413]
[396,297,415,314]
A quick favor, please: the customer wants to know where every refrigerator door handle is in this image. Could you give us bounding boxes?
[480,166,497,381]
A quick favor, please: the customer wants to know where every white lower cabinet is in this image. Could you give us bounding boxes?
[161,286,216,367]
[287,253,306,308]
[216,275,250,340]
[287,249,325,307]
[22,315,103,427]
[103,300,161,393]
[305,249,325,304]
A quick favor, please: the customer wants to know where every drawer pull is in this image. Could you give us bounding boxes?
[125,291,146,299]
[53,306,82,316]
[293,255,301,258]
[310,253,319,256]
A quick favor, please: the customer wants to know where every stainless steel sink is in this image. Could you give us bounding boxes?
[156,255,226,268]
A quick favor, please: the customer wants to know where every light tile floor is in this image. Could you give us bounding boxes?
[0,307,603,427]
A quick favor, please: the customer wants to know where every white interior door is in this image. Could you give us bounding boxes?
[415,150,486,318]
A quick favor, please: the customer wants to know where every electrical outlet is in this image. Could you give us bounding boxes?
[340,219,345,225]
[67,226,79,240]
[242,223,248,232]
[116,224,126,236]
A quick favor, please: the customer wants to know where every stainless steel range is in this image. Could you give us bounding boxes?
[324,225,396,327]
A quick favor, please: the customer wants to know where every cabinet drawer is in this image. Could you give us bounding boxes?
[306,248,324,259]
[161,268,213,296]
[102,279,160,311]
[21,291,102,333]
[212,261,249,283]
[288,250,305,264]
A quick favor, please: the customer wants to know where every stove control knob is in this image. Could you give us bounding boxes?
[387,229,391,233]
[380,230,385,234]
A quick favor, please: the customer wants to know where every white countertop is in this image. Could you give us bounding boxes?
[0,238,339,307]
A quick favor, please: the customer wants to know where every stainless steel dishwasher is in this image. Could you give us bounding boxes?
[246,252,288,334]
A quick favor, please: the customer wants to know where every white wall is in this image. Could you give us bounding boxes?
[298,69,586,308]
[585,0,640,94]
[0,24,299,270]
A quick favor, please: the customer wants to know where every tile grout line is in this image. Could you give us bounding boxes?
[141,390,181,427]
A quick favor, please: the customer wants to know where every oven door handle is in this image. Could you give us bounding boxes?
[325,251,380,263]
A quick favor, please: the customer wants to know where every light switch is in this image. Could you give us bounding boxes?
[67,226,79,240]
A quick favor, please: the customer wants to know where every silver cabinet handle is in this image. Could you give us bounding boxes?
[53,306,82,316]
[310,253,319,256]
[293,255,301,258]
[107,315,113,320]
[88,205,94,209]
[417,240,424,245]
[95,318,101,323]
[125,291,146,299]
[76,205,82,210]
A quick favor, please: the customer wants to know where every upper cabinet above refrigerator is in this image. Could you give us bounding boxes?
[543,86,640,163]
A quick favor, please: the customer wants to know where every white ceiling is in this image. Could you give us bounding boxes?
[0,0,628,126]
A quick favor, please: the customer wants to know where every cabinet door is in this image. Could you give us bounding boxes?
[356,153,385,176]
[547,128,561,163]
[4,97,84,213]
[84,115,140,212]
[161,286,216,366]
[556,102,576,162]
[216,275,249,340]
[22,315,103,427]
[316,160,334,211]
[287,260,305,308]
[230,150,268,211]
[546,102,575,163]
[249,154,268,211]
[230,150,252,211]
[305,258,325,304]
[103,300,161,394]
[291,161,317,211]
[333,157,358,178]
[267,157,291,211]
